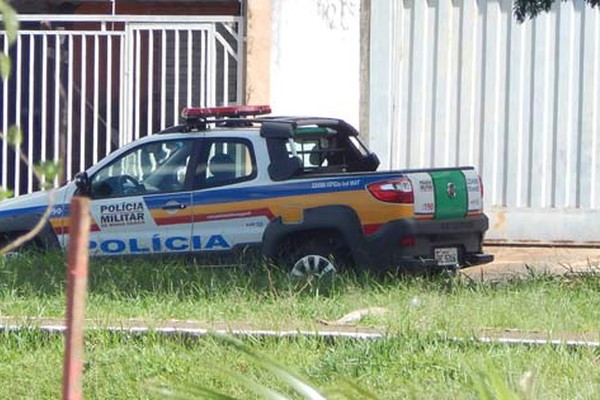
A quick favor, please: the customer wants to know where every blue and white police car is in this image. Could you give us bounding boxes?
[0,106,493,276]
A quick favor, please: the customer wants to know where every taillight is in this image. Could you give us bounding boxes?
[367,178,414,204]
[478,175,484,198]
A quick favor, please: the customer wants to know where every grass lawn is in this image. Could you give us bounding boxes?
[1,330,599,399]
[1,252,599,398]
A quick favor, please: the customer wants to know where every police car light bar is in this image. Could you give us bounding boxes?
[181,105,272,120]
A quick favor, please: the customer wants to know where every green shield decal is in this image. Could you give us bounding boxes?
[430,171,468,220]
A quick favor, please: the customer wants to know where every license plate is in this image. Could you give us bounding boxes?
[434,247,459,266]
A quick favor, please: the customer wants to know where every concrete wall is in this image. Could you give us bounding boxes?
[270,0,360,128]
[245,0,272,105]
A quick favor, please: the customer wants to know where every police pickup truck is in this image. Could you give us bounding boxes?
[0,106,493,276]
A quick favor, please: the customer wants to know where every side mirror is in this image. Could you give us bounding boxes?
[74,172,91,197]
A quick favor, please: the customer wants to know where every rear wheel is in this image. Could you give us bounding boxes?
[285,234,350,278]
[291,252,337,278]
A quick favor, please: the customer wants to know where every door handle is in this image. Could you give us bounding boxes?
[162,203,187,211]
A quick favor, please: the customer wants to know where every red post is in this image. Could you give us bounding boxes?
[62,196,90,400]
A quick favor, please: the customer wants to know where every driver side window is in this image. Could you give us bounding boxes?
[91,139,194,199]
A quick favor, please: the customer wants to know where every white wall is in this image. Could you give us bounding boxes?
[370,0,600,245]
[270,0,360,128]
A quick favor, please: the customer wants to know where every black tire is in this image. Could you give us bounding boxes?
[286,234,350,278]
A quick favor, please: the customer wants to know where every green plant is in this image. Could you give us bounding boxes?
[471,363,535,400]
[148,335,377,400]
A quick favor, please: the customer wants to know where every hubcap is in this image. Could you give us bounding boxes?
[290,254,336,278]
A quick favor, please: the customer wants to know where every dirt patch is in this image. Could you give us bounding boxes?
[463,246,600,281]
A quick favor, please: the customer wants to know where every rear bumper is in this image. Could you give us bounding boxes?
[355,214,494,273]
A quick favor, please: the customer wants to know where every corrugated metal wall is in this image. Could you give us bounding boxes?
[370,0,600,245]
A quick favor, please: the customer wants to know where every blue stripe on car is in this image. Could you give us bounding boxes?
[144,174,398,208]
[0,174,401,216]
[0,205,49,218]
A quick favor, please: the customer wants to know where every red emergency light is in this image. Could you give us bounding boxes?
[181,105,272,120]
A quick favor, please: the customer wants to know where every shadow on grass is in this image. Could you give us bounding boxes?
[0,250,451,298]
[2,250,599,300]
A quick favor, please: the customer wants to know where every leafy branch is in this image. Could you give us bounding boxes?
[513,0,600,22]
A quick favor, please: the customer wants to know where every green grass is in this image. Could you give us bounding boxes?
[1,251,599,334]
[1,252,600,398]
[0,330,599,399]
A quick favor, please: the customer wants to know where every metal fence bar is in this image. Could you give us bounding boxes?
[223,45,229,105]
[92,35,100,165]
[41,35,48,187]
[79,35,87,173]
[14,36,22,196]
[187,29,192,108]
[160,29,167,131]
[200,30,207,107]
[2,38,8,191]
[129,29,136,144]
[174,30,180,126]
[147,32,154,136]
[66,35,74,181]
[18,30,123,36]
[119,28,127,147]
[106,35,113,155]
[237,19,245,108]
[53,34,61,187]
[208,25,216,107]
[17,15,240,23]
[27,34,35,193]
[134,29,141,140]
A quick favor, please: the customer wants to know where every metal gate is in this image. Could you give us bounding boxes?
[0,15,243,196]
[369,0,600,245]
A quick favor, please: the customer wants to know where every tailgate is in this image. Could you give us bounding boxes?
[406,169,482,220]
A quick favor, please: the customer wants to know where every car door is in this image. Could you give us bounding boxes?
[87,138,198,256]
[190,138,266,261]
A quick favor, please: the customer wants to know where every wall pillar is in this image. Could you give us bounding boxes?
[245,0,271,105]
